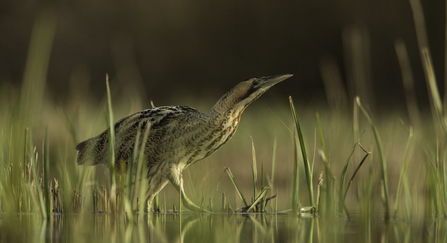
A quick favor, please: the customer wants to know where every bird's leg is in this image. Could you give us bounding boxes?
[169,170,211,213]
[145,177,169,213]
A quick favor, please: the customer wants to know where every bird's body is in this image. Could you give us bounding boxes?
[76,74,292,212]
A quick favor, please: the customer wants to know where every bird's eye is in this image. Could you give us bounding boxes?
[252,79,259,86]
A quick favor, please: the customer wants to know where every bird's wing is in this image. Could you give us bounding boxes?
[75,106,198,167]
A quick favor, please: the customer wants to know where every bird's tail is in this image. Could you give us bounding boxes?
[75,136,105,165]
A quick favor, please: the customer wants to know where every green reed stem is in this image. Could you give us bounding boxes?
[292,129,300,214]
[269,138,277,212]
[338,144,357,213]
[125,123,141,219]
[250,136,258,201]
[289,96,314,207]
[137,124,151,213]
[31,146,46,217]
[316,113,336,216]
[105,74,117,212]
[261,160,265,212]
[343,149,369,201]
[43,128,50,216]
[225,167,248,207]
[246,187,269,213]
[393,128,413,217]
[356,97,391,218]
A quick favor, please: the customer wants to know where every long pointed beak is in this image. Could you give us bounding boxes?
[261,74,293,88]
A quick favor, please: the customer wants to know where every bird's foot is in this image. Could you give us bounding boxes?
[181,191,212,213]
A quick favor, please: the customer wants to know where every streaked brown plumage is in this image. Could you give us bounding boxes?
[76,74,292,212]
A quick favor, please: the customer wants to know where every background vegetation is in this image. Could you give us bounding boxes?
[1,0,447,242]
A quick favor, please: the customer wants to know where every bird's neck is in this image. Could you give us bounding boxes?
[207,90,249,116]
[205,96,246,137]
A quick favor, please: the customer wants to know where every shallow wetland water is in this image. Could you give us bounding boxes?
[2,212,447,243]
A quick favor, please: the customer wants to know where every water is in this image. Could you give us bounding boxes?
[1,212,446,242]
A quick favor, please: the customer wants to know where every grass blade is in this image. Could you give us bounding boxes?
[269,138,277,212]
[250,136,258,202]
[343,147,370,201]
[31,147,46,218]
[43,128,50,217]
[316,113,326,156]
[356,97,391,218]
[225,167,248,207]
[316,113,337,216]
[105,74,117,212]
[292,129,300,214]
[289,96,314,207]
[244,187,269,213]
[421,49,446,133]
[137,124,151,213]
[261,160,265,211]
[124,122,142,219]
[393,127,414,217]
[128,124,141,200]
[338,143,357,213]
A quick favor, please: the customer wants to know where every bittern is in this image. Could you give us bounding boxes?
[76,74,292,212]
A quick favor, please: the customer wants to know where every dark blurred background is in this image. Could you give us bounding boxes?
[0,0,444,109]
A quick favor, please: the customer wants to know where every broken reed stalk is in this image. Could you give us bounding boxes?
[343,146,370,201]
[225,167,248,207]
[245,187,269,213]
[338,143,357,214]
[356,97,391,218]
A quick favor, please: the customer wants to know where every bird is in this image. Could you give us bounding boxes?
[75,74,293,212]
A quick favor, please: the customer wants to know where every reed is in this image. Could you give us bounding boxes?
[393,127,414,218]
[43,128,51,216]
[356,97,391,218]
[289,96,315,208]
[269,138,277,212]
[225,167,248,208]
[250,136,258,207]
[105,75,118,213]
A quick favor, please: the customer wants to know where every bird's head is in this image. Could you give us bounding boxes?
[212,74,293,113]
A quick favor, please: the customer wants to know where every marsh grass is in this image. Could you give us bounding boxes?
[289,97,315,209]
[4,3,447,243]
[2,76,447,242]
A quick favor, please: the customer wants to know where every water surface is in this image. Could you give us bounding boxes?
[1,212,446,242]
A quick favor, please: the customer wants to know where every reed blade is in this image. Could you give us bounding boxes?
[106,75,117,212]
[356,97,391,218]
[43,128,51,216]
[225,167,248,207]
[289,96,314,207]
[393,128,414,217]
[250,136,258,201]
[244,187,269,213]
